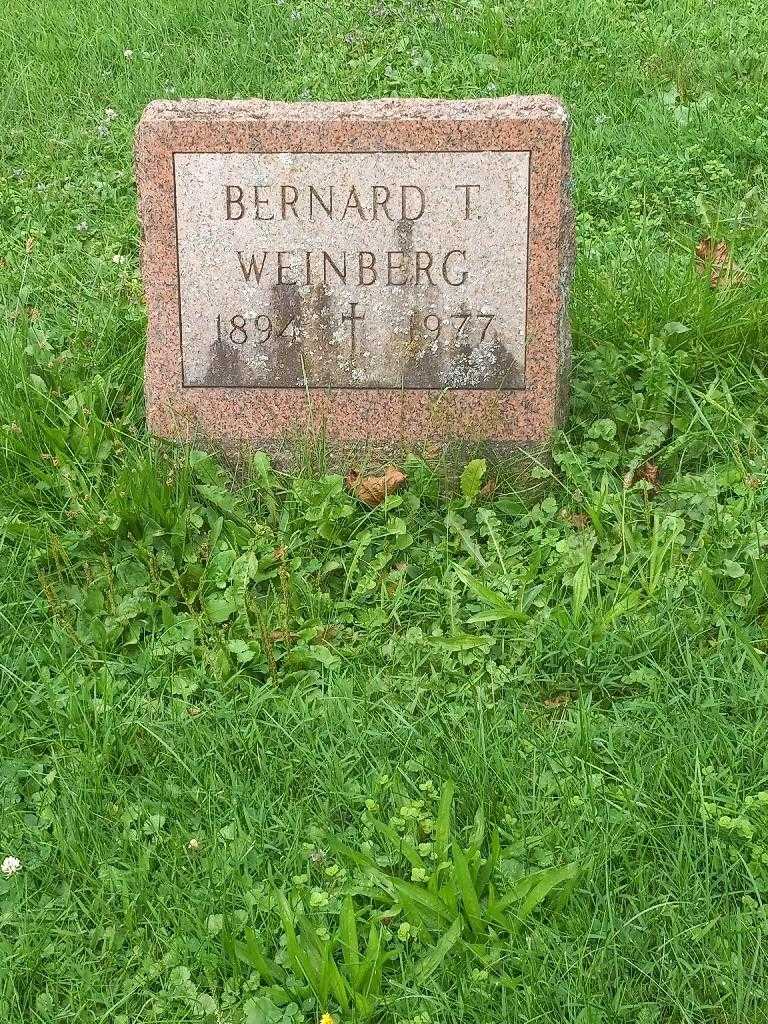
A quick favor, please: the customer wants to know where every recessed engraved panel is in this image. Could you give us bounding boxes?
[173,151,530,389]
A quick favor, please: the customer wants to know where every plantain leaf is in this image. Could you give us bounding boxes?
[490,864,578,927]
[320,936,350,1012]
[339,895,360,987]
[415,916,463,982]
[518,864,579,922]
[241,927,285,983]
[371,818,425,869]
[452,841,483,934]
[357,922,386,1000]
[388,877,454,925]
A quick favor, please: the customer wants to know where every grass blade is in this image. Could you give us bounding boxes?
[475,829,500,899]
[434,780,454,865]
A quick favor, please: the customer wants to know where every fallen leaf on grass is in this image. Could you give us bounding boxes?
[269,629,296,643]
[695,237,746,288]
[346,466,407,506]
[623,461,660,495]
[560,509,590,529]
[544,693,572,708]
[387,564,409,595]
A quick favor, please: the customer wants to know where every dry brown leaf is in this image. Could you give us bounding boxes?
[346,465,407,506]
[560,509,590,529]
[269,629,296,643]
[25,236,36,253]
[544,693,572,708]
[387,564,409,595]
[638,461,660,489]
[695,237,746,288]
[623,460,660,495]
[315,626,339,642]
[479,477,498,498]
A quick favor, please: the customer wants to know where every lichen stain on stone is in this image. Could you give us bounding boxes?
[205,329,247,387]
[299,282,334,387]
[492,343,524,390]
[394,217,443,389]
[267,282,305,386]
[444,298,476,387]
[402,308,441,388]
[395,217,414,255]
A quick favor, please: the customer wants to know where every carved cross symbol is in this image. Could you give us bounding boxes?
[342,301,365,342]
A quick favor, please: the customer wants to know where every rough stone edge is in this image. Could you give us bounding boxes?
[137,95,569,128]
[555,111,575,429]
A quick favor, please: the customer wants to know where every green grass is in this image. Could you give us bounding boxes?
[2,0,768,1021]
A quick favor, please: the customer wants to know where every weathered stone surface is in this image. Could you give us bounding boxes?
[135,97,573,456]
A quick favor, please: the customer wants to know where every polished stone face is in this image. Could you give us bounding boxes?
[174,151,529,391]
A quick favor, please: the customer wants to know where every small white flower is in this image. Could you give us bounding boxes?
[123,48,134,59]
[1,856,21,877]
[76,221,88,233]
[187,838,201,851]
[112,254,127,264]
[104,107,118,121]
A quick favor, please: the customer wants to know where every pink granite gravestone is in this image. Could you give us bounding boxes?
[135,97,573,459]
